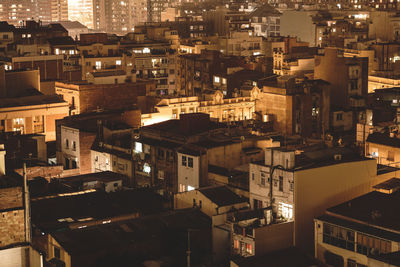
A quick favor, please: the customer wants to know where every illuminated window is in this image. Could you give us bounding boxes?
[143,47,150,53]
[143,163,151,173]
[134,142,143,153]
[214,76,220,83]
[234,240,239,249]
[222,78,227,85]
[245,243,253,254]
[95,61,101,70]
[116,60,122,65]
[187,185,195,191]
[280,203,293,220]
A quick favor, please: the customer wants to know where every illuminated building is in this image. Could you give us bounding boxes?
[68,0,94,29]
[93,0,148,33]
[250,147,395,251]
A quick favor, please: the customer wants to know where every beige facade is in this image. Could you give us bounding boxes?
[369,75,400,93]
[141,88,259,126]
[0,96,69,141]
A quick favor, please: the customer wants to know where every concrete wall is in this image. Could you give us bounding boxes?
[0,246,42,267]
[177,152,200,191]
[280,10,317,46]
[254,221,294,255]
[174,190,218,217]
[294,159,391,251]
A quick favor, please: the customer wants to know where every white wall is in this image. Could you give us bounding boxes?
[177,152,200,191]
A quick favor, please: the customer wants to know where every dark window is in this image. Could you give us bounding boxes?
[188,157,193,168]
[54,246,61,259]
[279,176,283,192]
[72,160,77,169]
[336,113,343,121]
[182,156,187,166]
[323,223,355,252]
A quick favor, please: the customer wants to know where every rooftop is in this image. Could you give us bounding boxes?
[0,94,66,109]
[373,178,400,194]
[366,132,400,148]
[198,185,246,207]
[326,188,400,234]
[31,189,164,232]
[231,247,317,267]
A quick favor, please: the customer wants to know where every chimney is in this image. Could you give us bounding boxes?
[0,144,5,176]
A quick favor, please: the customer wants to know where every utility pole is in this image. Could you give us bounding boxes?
[187,229,191,267]
[23,163,31,243]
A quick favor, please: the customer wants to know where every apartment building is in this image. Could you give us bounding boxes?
[315,178,400,267]
[249,146,394,250]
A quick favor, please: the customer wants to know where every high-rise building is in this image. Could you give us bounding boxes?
[93,0,148,34]
[68,0,94,29]
[0,0,68,25]
[51,0,68,21]
[0,0,36,26]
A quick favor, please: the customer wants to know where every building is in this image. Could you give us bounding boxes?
[141,88,260,126]
[55,79,150,115]
[56,108,140,174]
[249,146,395,250]
[0,69,69,141]
[249,4,281,38]
[219,31,263,57]
[314,47,368,111]
[256,77,330,138]
[315,178,400,267]
[365,131,400,167]
[68,0,94,29]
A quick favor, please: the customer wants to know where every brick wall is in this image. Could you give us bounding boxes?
[0,209,25,247]
[0,187,25,248]
[0,187,23,210]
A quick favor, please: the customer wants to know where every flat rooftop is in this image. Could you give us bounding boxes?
[325,189,400,234]
[32,189,164,232]
[198,185,246,207]
[0,94,66,109]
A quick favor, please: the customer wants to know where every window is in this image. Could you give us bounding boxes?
[157,148,165,160]
[188,157,193,168]
[356,233,391,256]
[245,243,253,254]
[251,173,254,181]
[3,34,8,39]
[172,109,178,119]
[279,176,283,192]
[336,113,343,121]
[199,200,202,208]
[260,172,265,186]
[388,151,395,161]
[65,139,69,149]
[323,223,355,251]
[222,78,227,85]
[134,142,143,153]
[54,246,61,259]
[143,163,151,173]
[289,181,294,191]
[72,160,77,169]
[95,61,101,70]
[214,76,220,83]
[72,141,76,151]
[234,239,239,249]
[350,80,358,90]
[115,60,122,65]
[182,156,187,166]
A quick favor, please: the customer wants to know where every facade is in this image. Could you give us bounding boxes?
[256,77,330,138]
[55,80,150,115]
[365,132,400,167]
[141,88,259,126]
[315,178,400,267]
[219,31,263,57]
[68,0,94,29]
[249,147,394,250]
[314,47,368,111]
[0,94,68,142]
[250,4,281,38]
